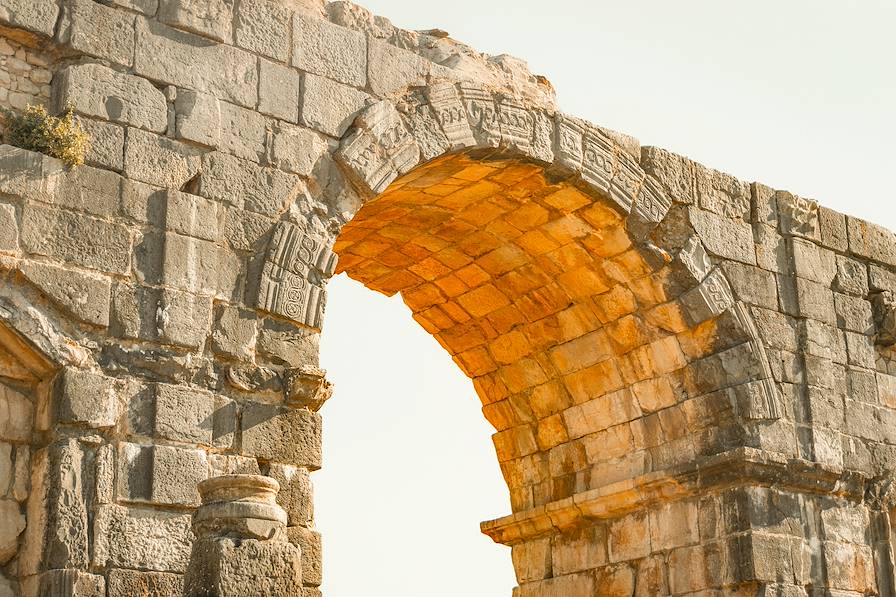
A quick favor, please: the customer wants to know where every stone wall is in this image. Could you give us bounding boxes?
[1,0,896,595]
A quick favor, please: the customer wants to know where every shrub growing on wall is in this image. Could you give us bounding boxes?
[1,104,89,167]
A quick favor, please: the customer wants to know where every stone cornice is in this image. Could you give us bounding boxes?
[480,447,869,545]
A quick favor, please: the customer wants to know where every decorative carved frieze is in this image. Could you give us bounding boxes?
[254,222,335,330]
[680,267,734,324]
[459,83,501,147]
[609,151,645,214]
[627,174,671,238]
[496,97,533,152]
[580,127,614,193]
[553,116,584,173]
[336,100,421,197]
[426,82,476,149]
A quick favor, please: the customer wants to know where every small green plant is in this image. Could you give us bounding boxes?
[1,104,90,167]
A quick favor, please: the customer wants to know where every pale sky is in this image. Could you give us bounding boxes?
[315,2,896,595]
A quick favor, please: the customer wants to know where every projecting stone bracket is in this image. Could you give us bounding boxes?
[481,447,869,547]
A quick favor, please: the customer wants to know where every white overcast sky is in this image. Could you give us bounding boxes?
[315,2,896,596]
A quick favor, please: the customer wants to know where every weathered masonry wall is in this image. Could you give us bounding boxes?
[2,0,896,595]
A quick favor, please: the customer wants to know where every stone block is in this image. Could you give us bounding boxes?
[820,505,867,545]
[259,59,301,123]
[0,203,17,254]
[512,538,551,583]
[121,179,166,225]
[368,39,431,97]
[93,504,193,573]
[110,283,211,347]
[550,526,607,576]
[219,100,268,161]
[517,573,595,597]
[156,287,213,348]
[754,224,788,274]
[31,570,105,597]
[118,442,208,506]
[234,0,290,61]
[20,204,131,274]
[208,454,260,476]
[680,268,734,325]
[720,261,778,310]
[286,525,321,586]
[53,162,122,216]
[847,215,896,267]
[0,145,65,204]
[267,463,312,527]
[257,317,320,367]
[199,152,304,217]
[161,231,221,294]
[241,403,322,469]
[819,206,848,251]
[211,304,257,360]
[795,278,836,325]
[0,499,24,564]
[20,440,89,575]
[869,264,896,293]
[688,207,755,265]
[270,123,328,176]
[834,255,869,297]
[19,261,111,327]
[300,72,369,138]
[293,12,365,87]
[56,0,135,67]
[823,541,874,592]
[124,128,204,189]
[135,17,257,108]
[79,118,125,171]
[163,190,221,241]
[791,237,837,285]
[107,569,184,597]
[54,368,119,428]
[153,383,235,447]
[834,293,873,334]
[0,0,60,37]
[185,537,303,595]
[55,63,166,133]
[649,500,699,551]
[223,207,275,251]
[175,89,221,148]
[158,0,232,42]
[608,512,650,562]
[0,385,32,443]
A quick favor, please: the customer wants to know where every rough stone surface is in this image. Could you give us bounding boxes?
[158,0,233,43]
[56,0,135,67]
[293,13,366,87]
[300,72,370,138]
[93,505,193,572]
[19,261,111,327]
[55,63,168,133]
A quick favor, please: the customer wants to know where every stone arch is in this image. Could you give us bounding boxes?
[287,82,788,576]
